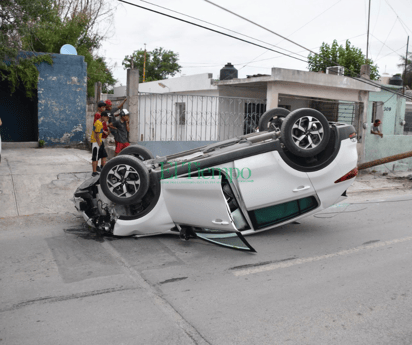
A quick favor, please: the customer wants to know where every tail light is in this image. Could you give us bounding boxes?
[349,132,357,139]
[335,167,358,183]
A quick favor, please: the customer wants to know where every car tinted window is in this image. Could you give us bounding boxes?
[249,196,318,230]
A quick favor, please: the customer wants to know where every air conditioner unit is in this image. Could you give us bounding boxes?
[326,66,345,76]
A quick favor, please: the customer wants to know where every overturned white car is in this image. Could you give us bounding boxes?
[73,108,358,252]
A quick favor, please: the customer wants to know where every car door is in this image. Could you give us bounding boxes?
[234,151,316,211]
[162,175,255,251]
[161,175,237,230]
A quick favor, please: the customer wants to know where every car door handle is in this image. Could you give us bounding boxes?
[293,186,311,192]
[212,220,229,225]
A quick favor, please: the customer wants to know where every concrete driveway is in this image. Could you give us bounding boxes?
[0,147,92,218]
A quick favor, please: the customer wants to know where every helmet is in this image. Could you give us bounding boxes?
[120,109,130,117]
[105,100,112,106]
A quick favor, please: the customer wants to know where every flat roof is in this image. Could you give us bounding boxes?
[217,67,380,92]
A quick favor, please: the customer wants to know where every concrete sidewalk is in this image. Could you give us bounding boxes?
[1,146,412,219]
[0,147,92,218]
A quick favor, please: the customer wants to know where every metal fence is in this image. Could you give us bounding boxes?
[137,92,267,141]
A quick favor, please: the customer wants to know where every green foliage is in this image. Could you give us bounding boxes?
[307,40,379,81]
[1,54,53,98]
[122,47,181,83]
[398,52,412,88]
[0,0,55,97]
[22,7,115,97]
[38,139,45,147]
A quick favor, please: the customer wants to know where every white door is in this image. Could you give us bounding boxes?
[161,175,237,231]
[234,151,315,210]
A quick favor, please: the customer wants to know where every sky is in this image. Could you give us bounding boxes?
[98,0,412,87]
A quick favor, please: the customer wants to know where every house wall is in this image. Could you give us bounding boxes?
[364,88,410,172]
[368,88,404,135]
[136,141,218,157]
[267,81,370,162]
[139,73,217,94]
[37,54,87,145]
[277,95,311,111]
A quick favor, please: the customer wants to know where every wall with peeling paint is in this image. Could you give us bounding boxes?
[37,54,87,145]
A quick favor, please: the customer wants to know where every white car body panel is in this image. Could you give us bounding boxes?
[113,190,174,236]
[161,175,237,231]
[234,152,316,210]
[307,138,356,209]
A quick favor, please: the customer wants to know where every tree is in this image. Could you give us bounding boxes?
[122,47,181,83]
[0,0,55,97]
[307,40,379,81]
[21,0,116,97]
[397,52,412,89]
[1,0,117,98]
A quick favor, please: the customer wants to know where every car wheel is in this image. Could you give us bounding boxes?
[100,155,150,205]
[258,107,290,132]
[118,145,154,161]
[280,108,330,158]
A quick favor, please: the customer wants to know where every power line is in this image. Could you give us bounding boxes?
[375,43,406,62]
[118,0,412,101]
[203,1,412,101]
[384,0,412,35]
[237,0,344,75]
[134,0,308,60]
[204,0,317,55]
[277,0,343,41]
[117,0,308,64]
[375,17,398,60]
[371,33,405,60]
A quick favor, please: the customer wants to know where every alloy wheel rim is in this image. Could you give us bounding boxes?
[107,164,141,198]
[291,116,324,150]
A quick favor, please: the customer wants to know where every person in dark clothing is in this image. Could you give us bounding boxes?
[94,100,106,123]
[105,98,127,124]
[111,109,130,156]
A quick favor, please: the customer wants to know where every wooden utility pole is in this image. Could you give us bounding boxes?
[366,0,371,62]
[358,150,412,170]
[143,43,147,83]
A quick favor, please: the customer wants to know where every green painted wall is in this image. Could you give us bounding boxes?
[364,86,410,172]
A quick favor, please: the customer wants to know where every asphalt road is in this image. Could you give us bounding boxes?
[1,190,411,345]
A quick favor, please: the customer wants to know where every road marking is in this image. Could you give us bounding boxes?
[233,236,412,277]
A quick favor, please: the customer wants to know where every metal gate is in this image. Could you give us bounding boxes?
[0,80,38,142]
[137,93,267,141]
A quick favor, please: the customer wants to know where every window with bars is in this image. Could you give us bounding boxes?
[175,102,186,125]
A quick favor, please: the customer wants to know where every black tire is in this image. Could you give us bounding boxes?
[100,155,150,205]
[280,108,330,158]
[258,107,290,132]
[118,145,154,161]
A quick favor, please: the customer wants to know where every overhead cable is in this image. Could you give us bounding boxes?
[137,0,308,60]
[371,33,405,60]
[204,0,412,100]
[204,0,317,55]
[375,17,399,60]
[384,0,412,35]
[117,0,308,64]
[118,0,412,100]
